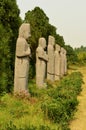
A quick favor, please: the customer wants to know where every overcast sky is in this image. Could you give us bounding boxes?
[17,0,86,48]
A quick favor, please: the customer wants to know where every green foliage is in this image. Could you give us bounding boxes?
[74,46,86,65]
[3,121,53,130]
[0,0,22,93]
[0,94,59,130]
[0,71,83,130]
[41,72,83,129]
[0,23,12,93]
[75,45,86,52]
[55,34,65,47]
[65,45,78,65]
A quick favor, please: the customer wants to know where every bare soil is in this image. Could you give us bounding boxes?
[69,66,86,130]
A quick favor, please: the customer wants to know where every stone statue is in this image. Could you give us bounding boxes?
[60,47,65,78]
[47,35,55,81]
[36,37,48,88]
[55,44,61,80]
[64,49,67,75]
[14,23,31,93]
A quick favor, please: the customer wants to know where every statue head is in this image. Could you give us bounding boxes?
[19,23,31,39]
[64,49,67,55]
[48,35,55,46]
[62,48,66,54]
[38,37,46,49]
[61,47,64,54]
[55,44,60,52]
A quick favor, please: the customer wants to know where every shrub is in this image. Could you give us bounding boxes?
[41,72,83,129]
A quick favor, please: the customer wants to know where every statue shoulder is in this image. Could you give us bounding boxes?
[17,37,26,44]
[36,46,42,52]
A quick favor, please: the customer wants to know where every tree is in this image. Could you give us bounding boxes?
[74,46,86,64]
[65,45,78,65]
[0,0,21,93]
[55,34,65,47]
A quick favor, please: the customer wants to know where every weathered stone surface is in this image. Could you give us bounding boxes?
[64,49,67,75]
[47,35,55,81]
[55,44,61,80]
[60,48,67,78]
[36,37,48,88]
[14,23,31,93]
[60,47,65,78]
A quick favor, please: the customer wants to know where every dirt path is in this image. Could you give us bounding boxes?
[69,66,86,130]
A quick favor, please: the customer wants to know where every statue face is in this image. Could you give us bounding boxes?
[19,23,31,40]
[48,36,55,46]
[61,48,64,54]
[64,50,66,54]
[43,42,46,49]
[39,38,46,49]
[56,44,60,51]
[25,29,31,40]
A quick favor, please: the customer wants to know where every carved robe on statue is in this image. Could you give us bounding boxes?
[60,47,65,78]
[36,37,48,88]
[47,35,55,81]
[64,49,67,75]
[14,23,31,93]
[55,44,61,80]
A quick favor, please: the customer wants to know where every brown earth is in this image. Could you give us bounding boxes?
[69,66,86,130]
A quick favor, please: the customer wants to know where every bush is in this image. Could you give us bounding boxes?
[41,72,83,129]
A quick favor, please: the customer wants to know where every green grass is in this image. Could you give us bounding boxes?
[0,71,83,130]
[0,93,59,130]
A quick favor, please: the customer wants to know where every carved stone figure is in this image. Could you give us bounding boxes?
[36,37,48,88]
[47,35,55,81]
[60,47,65,78]
[64,49,67,75]
[55,44,61,80]
[14,23,31,93]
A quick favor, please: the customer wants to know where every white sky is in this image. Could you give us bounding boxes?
[17,0,86,48]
